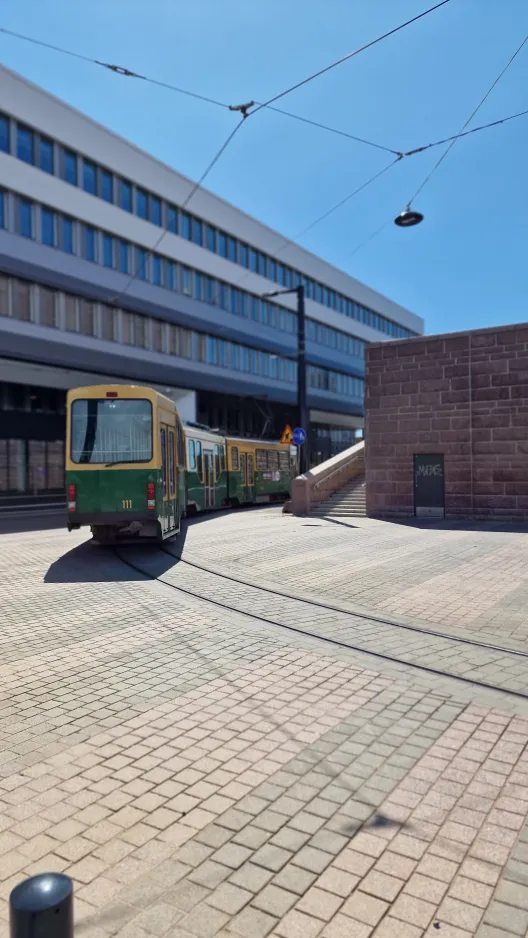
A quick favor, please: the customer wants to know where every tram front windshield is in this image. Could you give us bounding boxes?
[71,399,153,465]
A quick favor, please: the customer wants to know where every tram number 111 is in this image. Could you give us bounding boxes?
[122,499,132,509]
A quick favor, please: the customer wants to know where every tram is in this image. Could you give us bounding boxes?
[65,384,296,542]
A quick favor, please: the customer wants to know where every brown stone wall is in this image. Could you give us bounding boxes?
[365,323,528,520]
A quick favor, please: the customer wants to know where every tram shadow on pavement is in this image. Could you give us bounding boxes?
[44,527,187,583]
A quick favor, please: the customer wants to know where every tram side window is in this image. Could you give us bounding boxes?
[256,449,267,470]
[231,446,239,471]
[188,439,196,470]
[279,451,289,471]
[268,450,279,469]
[196,440,203,479]
[177,425,185,467]
[214,444,220,478]
[220,446,226,473]
[168,430,175,496]
[161,428,167,496]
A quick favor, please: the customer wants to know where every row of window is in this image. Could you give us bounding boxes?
[0,111,416,340]
[0,274,364,399]
[0,189,365,360]
[187,439,226,479]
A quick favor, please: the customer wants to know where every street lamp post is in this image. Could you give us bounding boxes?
[262,283,310,474]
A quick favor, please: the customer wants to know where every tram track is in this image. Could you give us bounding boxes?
[113,544,528,702]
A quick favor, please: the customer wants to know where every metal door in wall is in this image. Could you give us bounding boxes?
[414,454,445,518]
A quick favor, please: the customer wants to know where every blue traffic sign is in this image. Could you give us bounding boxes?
[292,427,306,445]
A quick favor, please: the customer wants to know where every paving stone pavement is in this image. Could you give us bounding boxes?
[0,518,527,938]
[180,509,528,645]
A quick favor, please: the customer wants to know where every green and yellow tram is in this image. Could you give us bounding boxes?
[66,384,296,542]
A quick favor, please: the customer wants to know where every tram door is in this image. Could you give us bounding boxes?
[203,449,215,508]
[239,452,255,502]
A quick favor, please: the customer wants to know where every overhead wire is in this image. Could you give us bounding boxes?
[248,0,453,114]
[406,32,528,206]
[0,26,400,157]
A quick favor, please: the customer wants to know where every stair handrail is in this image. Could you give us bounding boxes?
[313,449,364,492]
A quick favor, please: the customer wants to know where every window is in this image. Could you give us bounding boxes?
[0,190,4,229]
[192,218,202,245]
[194,272,203,301]
[118,240,129,273]
[168,206,178,233]
[218,232,227,258]
[136,188,148,219]
[17,125,34,164]
[256,450,267,470]
[101,170,113,202]
[220,446,226,473]
[268,450,279,469]
[63,150,77,185]
[150,196,161,226]
[206,276,215,304]
[165,260,175,289]
[62,217,74,254]
[196,440,203,479]
[177,425,185,467]
[206,226,216,252]
[101,304,115,341]
[240,244,248,268]
[135,248,148,280]
[188,439,196,471]
[19,199,33,238]
[279,451,289,471]
[180,212,191,240]
[71,398,153,464]
[120,179,132,212]
[83,225,96,261]
[102,234,114,268]
[65,295,78,332]
[152,255,162,286]
[161,427,167,495]
[83,160,97,194]
[13,280,31,320]
[214,444,220,477]
[39,137,53,173]
[0,114,9,153]
[231,446,239,471]
[80,300,95,336]
[257,253,266,277]
[41,208,56,247]
[249,248,258,272]
[269,260,276,282]
[152,319,163,351]
[228,237,237,262]
[182,267,192,295]
[39,287,56,327]
[230,288,239,315]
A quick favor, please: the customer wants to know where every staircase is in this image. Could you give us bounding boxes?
[310,473,366,517]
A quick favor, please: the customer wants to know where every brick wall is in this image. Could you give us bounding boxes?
[365,322,528,520]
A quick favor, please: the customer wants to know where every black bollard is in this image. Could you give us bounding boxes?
[10,873,73,938]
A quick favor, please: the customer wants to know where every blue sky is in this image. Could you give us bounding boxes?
[1,0,527,336]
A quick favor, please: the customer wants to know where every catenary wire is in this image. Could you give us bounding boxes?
[0,26,399,157]
[407,32,528,205]
[249,0,453,114]
[113,118,246,301]
[3,25,527,160]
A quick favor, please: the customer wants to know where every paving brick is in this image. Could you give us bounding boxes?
[449,876,494,908]
[360,869,404,902]
[341,891,388,926]
[484,900,528,935]
[321,913,372,938]
[179,902,230,938]
[438,897,484,932]
[276,909,324,938]
[406,872,448,904]
[205,882,252,914]
[296,887,343,920]
[231,905,278,938]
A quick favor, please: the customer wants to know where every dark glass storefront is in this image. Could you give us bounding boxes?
[0,382,66,503]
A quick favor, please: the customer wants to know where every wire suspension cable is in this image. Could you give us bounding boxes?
[0,26,399,156]
[408,32,528,204]
[250,0,453,114]
[115,119,246,301]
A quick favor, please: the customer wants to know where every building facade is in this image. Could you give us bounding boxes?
[0,65,423,503]
[365,322,528,520]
